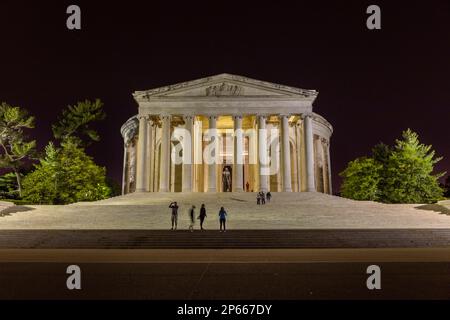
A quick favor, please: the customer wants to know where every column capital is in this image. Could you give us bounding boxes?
[137,114,151,121]
[159,114,172,121]
[183,114,195,121]
[301,112,314,120]
[280,114,292,127]
[232,114,243,120]
[257,114,269,121]
[207,114,218,120]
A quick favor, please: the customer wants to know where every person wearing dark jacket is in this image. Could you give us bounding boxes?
[199,204,207,230]
[188,205,196,232]
[218,207,228,232]
[169,201,179,230]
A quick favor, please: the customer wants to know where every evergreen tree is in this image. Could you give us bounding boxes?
[340,157,382,201]
[0,172,19,198]
[372,142,391,165]
[0,172,17,192]
[52,99,106,147]
[21,143,59,204]
[383,129,444,203]
[22,141,111,204]
[340,129,444,204]
[0,102,36,196]
[371,142,392,200]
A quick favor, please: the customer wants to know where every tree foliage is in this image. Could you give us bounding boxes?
[340,157,382,201]
[0,102,36,196]
[22,141,111,204]
[0,172,17,192]
[0,172,20,199]
[383,129,444,203]
[52,99,106,147]
[340,129,444,204]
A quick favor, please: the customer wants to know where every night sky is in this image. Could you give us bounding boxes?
[1,1,449,192]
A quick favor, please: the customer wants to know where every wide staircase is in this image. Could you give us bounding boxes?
[0,229,450,249]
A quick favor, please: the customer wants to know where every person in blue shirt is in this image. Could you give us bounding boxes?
[218,206,227,232]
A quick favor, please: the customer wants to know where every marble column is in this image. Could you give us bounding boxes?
[153,129,160,192]
[249,118,259,191]
[150,122,157,191]
[304,114,316,192]
[159,115,171,192]
[295,122,302,192]
[326,139,332,195]
[146,119,154,192]
[315,137,324,192]
[320,138,328,194]
[128,143,136,193]
[208,115,217,192]
[193,119,203,192]
[281,115,292,192]
[258,115,268,192]
[233,115,244,192]
[121,143,128,195]
[182,115,194,192]
[136,115,148,192]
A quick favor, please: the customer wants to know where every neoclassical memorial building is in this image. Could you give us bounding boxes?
[121,74,333,194]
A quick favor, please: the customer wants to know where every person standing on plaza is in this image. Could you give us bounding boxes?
[218,206,228,232]
[199,204,207,230]
[188,205,196,232]
[169,201,179,230]
[266,191,272,203]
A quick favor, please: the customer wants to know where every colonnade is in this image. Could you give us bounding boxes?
[123,113,330,194]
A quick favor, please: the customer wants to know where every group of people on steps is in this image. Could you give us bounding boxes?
[256,191,271,205]
[168,192,273,232]
[168,202,228,232]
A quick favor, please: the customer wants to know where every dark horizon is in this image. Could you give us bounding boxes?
[1,1,449,192]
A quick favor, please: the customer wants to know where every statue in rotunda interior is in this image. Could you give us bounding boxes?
[222,166,232,192]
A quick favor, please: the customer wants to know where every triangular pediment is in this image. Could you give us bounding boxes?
[134,73,317,100]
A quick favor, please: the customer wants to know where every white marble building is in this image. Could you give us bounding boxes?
[121,74,333,194]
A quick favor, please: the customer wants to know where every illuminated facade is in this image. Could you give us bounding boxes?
[121,74,332,194]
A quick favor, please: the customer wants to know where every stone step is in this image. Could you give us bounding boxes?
[0,229,449,249]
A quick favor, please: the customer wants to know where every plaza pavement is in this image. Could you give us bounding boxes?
[0,249,449,299]
[0,192,450,229]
